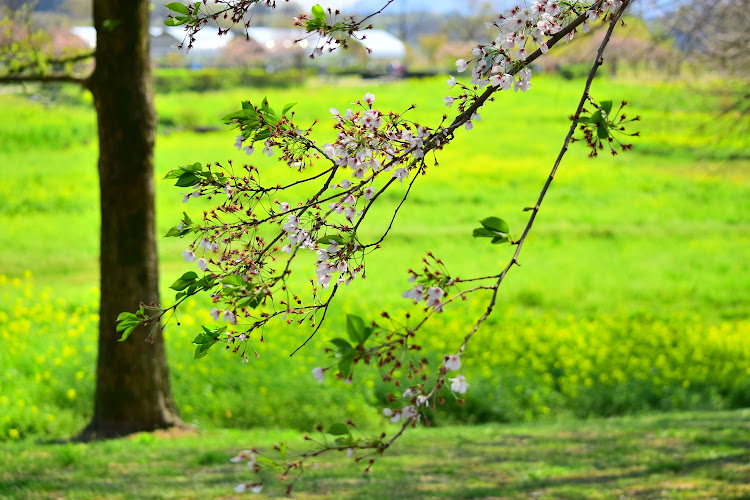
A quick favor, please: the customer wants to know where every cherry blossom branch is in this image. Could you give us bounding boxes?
[455,1,631,360]
[433,0,606,142]
[289,282,339,356]
[300,0,634,486]
[118,2,644,493]
[356,0,396,26]
[370,1,635,437]
[358,164,423,248]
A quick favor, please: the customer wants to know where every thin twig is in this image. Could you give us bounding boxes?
[458,1,631,355]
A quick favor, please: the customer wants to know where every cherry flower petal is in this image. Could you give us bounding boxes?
[449,374,469,394]
[443,354,461,371]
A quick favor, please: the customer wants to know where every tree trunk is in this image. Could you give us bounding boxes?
[78,0,182,439]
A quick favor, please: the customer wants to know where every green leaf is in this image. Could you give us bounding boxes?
[116,312,137,323]
[238,288,265,309]
[194,341,216,359]
[601,100,613,115]
[491,235,509,244]
[346,314,366,344]
[597,123,610,140]
[164,16,188,26]
[192,332,212,344]
[165,226,191,237]
[221,110,247,123]
[192,328,221,359]
[116,311,143,341]
[164,168,182,179]
[282,102,297,114]
[118,324,138,342]
[279,442,287,461]
[255,456,277,467]
[334,437,351,447]
[222,274,245,287]
[305,18,324,31]
[338,350,354,378]
[263,111,279,125]
[361,326,374,344]
[115,319,138,333]
[480,217,509,234]
[196,275,216,288]
[118,321,139,332]
[316,234,346,245]
[311,4,326,22]
[326,423,350,436]
[170,271,198,291]
[165,2,189,15]
[473,227,499,238]
[175,172,200,187]
[330,338,353,351]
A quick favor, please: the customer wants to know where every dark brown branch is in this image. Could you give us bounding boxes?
[457,1,631,355]
[7,51,95,75]
[357,0,395,25]
[0,73,90,88]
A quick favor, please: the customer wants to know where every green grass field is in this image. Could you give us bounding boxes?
[1,409,748,498]
[0,74,748,496]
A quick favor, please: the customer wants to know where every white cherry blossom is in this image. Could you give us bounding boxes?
[450,375,469,394]
[443,354,461,371]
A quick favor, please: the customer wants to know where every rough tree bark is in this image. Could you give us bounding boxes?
[76,0,182,439]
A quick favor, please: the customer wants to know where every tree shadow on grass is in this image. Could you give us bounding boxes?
[2,411,749,499]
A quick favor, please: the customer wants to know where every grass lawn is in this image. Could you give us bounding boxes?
[1,409,748,499]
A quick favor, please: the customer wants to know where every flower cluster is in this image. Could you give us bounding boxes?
[443,0,619,113]
[402,284,447,312]
[443,354,468,393]
[326,93,430,189]
[314,239,355,289]
[401,253,456,313]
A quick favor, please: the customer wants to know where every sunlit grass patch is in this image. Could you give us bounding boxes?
[6,410,747,499]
